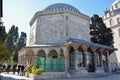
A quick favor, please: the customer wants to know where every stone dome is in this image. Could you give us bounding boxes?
[44,3,80,13]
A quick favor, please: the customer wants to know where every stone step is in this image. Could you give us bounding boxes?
[69,72,108,78]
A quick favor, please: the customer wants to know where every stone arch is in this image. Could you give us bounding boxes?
[26,49,35,65]
[48,50,58,58]
[19,54,23,64]
[37,50,46,58]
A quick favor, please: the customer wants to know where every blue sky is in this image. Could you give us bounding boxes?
[3,0,115,44]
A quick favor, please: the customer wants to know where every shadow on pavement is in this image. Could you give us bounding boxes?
[0,75,27,80]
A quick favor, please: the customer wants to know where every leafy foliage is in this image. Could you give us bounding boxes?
[27,64,43,75]
[17,32,27,50]
[27,65,32,73]
[0,20,7,44]
[6,25,27,62]
[6,25,18,54]
[0,20,10,62]
[0,43,10,61]
[90,14,114,47]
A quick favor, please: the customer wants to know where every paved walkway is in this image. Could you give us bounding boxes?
[46,74,120,80]
[0,72,120,80]
[0,72,30,80]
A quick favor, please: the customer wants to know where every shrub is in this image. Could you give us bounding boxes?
[27,64,43,75]
[31,64,38,74]
[27,66,32,73]
[35,69,43,75]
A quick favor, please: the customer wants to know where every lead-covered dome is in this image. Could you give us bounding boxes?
[44,3,80,13]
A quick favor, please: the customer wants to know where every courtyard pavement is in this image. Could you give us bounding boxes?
[46,74,120,80]
[0,72,120,80]
[0,72,30,80]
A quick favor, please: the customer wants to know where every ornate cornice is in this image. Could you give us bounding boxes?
[29,8,90,26]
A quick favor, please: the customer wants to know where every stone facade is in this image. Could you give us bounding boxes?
[29,5,90,45]
[103,0,120,68]
[19,3,117,77]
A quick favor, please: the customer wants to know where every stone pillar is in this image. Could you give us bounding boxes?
[45,49,49,58]
[106,50,111,74]
[34,50,38,64]
[94,52,97,70]
[101,52,104,68]
[64,48,68,73]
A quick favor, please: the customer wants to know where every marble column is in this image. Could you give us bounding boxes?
[101,52,104,68]
[34,50,38,64]
[64,48,68,72]
[106,50,111,74]
[94,52,97,70]
[45,49,49,58]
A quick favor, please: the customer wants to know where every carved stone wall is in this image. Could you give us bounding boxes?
[29,11,90,45]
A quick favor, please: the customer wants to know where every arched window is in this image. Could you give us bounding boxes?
[96,52,102,67]
[86,51,92,65]
[117,17,120,23]
[48,50,58,59]
[110,19,113,26]
[27,49,34,65]
[118,28,120,37]
[69,46,75,69]
[85,48,95,72]
[37,50,46,58]
[77,47,83,67]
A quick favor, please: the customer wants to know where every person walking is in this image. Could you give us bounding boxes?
[13,64,17,74]
[17,64,21,75]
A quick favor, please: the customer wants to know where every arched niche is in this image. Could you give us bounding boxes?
[48,50,58,59]
[26,49,35,65]
[37,50,46,58]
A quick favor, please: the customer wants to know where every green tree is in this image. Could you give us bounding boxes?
[90,14,114,47]
[13,32,27,62]
[6,25,27,62]
[6,25,19,54]
[0,20,10,62]
[0,20,7,44]
[18,32,27,50]
[0,43,10,61]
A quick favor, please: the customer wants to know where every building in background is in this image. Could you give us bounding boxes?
[103,0,120,69]
[18,3,116,78]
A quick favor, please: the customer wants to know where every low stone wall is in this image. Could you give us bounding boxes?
[95,67,105,74]
[28,72,68,80]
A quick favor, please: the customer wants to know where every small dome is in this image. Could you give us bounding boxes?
[44,3,80,13]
